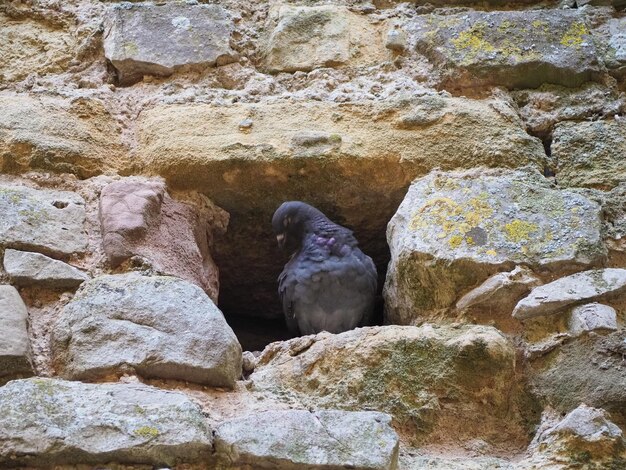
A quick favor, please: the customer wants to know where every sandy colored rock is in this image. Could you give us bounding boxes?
[0,13,76,84]
[0,95,127,178]
[104,2,237,85]
[568,303,618,336]
[215,410,399,470]
[52,274,242,387]
[512,268,626,320]
[263,5,385,73]
[137,97,545,318]
[0,378,213,467]
[385,168,604,325]
[99,178,228,302]
[252,325,527,446]
[3,249,88,289]
[0,285,34,384]
[413,10,602,92]
[0,184,87,257]
[552,119,626,190]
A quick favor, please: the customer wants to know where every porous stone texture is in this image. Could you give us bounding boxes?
[138,97,545,318]
[0,286,34,384]
[512,268,626,320]
[252,325,526,446]
[264,5,384,73]
[603,16,626,78]
[104,2,237,85]
[530,330,626,427]
[384,168,604,325]
[568,303,618,336]
[215,410,399,470]
[523,405,626,468]
[0,184,87,257]
[3,249,88,289]
[456,266,542,313]
[52,273,242,387]
[99,178,228,301]
[0,13,76,84]
[0,378,213,467]
[412,10,602,92]
[0,95,127,178]
[552,119,626,190]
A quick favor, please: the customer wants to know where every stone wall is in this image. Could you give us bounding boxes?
[0,0,625,468]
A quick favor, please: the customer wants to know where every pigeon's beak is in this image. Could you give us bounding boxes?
[276,233,286,249]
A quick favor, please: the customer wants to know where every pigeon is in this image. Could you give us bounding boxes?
[272,201,377,336]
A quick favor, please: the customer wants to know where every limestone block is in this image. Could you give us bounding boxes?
[553,119,626,190]
[568,303,618,336]
[513,269,626,319]
[99,178,228,302]
[0,286,33,383]
[413,10,602,91]
[0,184,87,257]
[3,249,88,289]
[252,325,523,444]
[215,410,399,470]
[104,3,237,85]
[384,168,604,325]
[52,274,242,387]
[0,378,213,467]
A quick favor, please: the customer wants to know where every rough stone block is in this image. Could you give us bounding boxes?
[3,249,88,289]
[52,274,242,387]
[569,303,618,336]
[0,286,33,383]
[104,3,237,85]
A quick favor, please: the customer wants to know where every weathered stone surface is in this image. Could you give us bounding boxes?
[513,268,626,320]
[52,274,242,387]
[215,410,399,470]
[104,3,236,85]
[0,13,75,83]
[252,325,526,445]
[384,168,604,325]
[552,119,626,190]
[3,249,88,289]
[511,83,626,140]
[99,178,228,302]
[0,286,33,383]
[264,5,384,73]
[0,378,213,467]
[603,17,626,78]
[568,303,618,336]
[456,266,541,313]
[0,184,87,257]
[137,97,545,318]
[413,10,602,91]
[0,95,127,178]
[530,330,626,426]
[524,405,625,468]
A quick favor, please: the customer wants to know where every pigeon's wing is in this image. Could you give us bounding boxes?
[278,261,300,335]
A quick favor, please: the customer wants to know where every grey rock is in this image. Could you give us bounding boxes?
[569,303,618,336]
[513,268,626,320]
[52,273,242,387]
[413,10,603,91]
[0,184,87,257]
[456,266,541,312]
[3,249,88,289]
[0,378,213,467]
[0,286,33,383]
[603,16,626,77]
[242,351,256,376]
[553,119,626,190]
[104,3,237,85]
[215,410,399,470]
[384,168,604,325]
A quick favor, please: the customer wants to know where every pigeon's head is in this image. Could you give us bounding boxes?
[272,201,321,251]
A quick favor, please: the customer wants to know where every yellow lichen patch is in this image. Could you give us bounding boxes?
[451,22,494,59]
[486,249,497,256]
[449,234,463,248]
[497,20,513,32]
[560,21,589,49]
[531,20,549,31]
[504,219,539,243]
[134,426,159,439]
